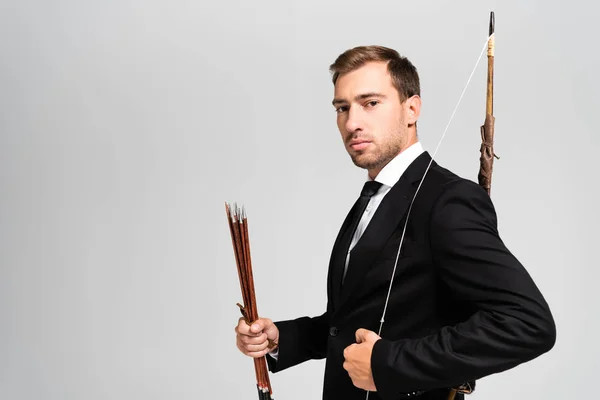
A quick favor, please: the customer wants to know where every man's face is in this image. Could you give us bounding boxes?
[332,61,417,176]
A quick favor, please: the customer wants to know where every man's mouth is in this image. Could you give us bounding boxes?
[349,140,371,151]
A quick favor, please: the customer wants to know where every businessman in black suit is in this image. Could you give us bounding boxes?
[234,45,556,400]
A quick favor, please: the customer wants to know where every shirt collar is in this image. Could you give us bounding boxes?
[369,141,425,187]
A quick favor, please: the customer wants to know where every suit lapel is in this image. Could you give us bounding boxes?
[335,151,432,310]
[328,195,363,312]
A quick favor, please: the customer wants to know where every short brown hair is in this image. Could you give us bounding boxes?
[329,45,420,102]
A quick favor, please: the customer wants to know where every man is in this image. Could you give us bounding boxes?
[234,45,556,400]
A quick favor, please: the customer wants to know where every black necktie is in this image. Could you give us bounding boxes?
[340,180,382,283]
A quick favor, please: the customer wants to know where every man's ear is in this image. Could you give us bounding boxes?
[406,95,421,125]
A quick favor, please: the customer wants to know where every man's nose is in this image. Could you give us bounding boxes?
[345,107,363,133]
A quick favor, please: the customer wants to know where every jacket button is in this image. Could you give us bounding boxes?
[329,327,338,337]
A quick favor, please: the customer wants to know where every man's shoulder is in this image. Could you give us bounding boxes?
[414,159,492,211]
[424,160,478,192]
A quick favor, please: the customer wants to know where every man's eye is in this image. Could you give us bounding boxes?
[366,101,378,107]
[336,106,348,113]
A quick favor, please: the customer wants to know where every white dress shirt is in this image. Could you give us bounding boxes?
[344,141,425,276]
[269,141,425,360]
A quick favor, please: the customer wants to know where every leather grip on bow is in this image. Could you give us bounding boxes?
[478,113,499,196]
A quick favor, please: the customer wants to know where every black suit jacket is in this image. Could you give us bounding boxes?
[266,151,556,400]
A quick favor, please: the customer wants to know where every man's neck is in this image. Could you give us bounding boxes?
[368,138,419,181]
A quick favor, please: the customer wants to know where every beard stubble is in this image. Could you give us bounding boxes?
[349,127,407,172]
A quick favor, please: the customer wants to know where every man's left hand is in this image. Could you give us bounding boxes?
[343,328,382,391]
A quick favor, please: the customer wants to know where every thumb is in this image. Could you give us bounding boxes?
[356,328,381,344]
[250,319,265,334]
[250,318,276,336]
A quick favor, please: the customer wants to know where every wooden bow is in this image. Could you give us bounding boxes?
[477,11,499,196]
[448,10,497,400]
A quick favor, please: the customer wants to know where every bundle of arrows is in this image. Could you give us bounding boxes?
[225,202,275,400]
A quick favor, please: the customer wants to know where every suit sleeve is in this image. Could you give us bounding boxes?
[266,311,329,373]
[370,179,556,398]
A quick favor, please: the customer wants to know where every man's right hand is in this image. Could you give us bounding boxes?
[235,317,280,358]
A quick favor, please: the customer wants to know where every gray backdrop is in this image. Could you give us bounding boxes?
[1,0,598,399]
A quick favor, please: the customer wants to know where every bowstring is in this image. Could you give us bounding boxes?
[364,32,493,400]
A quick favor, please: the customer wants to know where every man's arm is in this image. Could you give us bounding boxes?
[266,311,330,373]
[370,179,556,398]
